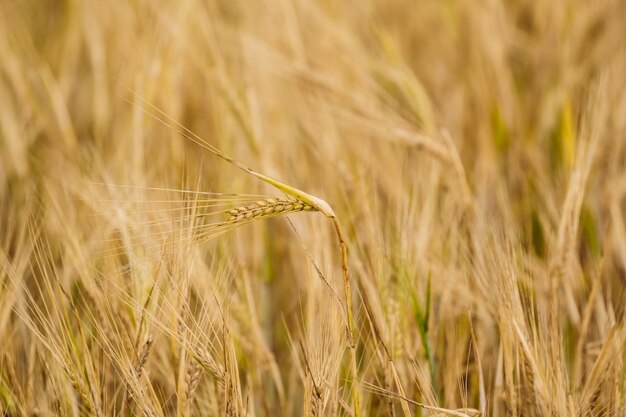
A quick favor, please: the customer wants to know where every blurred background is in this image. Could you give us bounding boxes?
[1,0,626,416]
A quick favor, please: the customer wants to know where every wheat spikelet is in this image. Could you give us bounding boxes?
[127,335,154,407]
[385,367,397,417]
[310,385,323,417]
[303,373,323,417]
[135,336,154,379]
[225,198,315,223]
[521,352,537,416]
[65,367,97,417]
[194,348,225,385]
[185,359,202,406]
[225,377,237,417]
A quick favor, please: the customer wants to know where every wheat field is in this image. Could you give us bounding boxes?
[1,0,626,416]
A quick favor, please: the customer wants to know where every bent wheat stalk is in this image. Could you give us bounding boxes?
[131,92,361,416]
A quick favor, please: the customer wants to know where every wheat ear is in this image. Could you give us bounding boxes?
[225,198,315,222]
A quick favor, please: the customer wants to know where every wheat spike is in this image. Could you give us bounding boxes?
[225,198,315,223]
[135,336,154,379]
[186,359,202,404]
